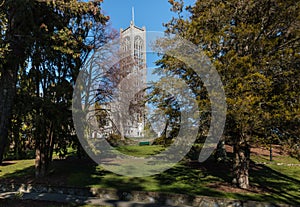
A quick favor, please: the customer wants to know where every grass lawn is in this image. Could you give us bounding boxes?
[0,145,300,206]
[251,153,300,164]
[0,159,35,178]
[115,145,165,157]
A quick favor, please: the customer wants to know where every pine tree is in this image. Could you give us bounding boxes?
[162,0,299,189]
[0,0,109,174]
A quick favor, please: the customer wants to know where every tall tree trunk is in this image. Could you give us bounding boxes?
[48,122,55,162]
[34,76,47,177]
[35,147,46,177]
[214,139,227,162]
[0,67,18,165]
[163,120,169,146]
[13,122,21,160]
[232,143,250,189]
[35,121,51,178]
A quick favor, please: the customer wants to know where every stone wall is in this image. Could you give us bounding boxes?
[0,183,297,207]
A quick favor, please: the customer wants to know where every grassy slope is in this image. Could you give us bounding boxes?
[0,145,299,205]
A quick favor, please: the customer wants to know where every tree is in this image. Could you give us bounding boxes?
[161,0,299,189]
[147,81,182,146]
[0,0,109,174]
[0,0,32,165]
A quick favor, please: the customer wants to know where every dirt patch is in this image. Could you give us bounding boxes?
[225,145,286,156]
[206,182,268,194]
[250,145,285,156]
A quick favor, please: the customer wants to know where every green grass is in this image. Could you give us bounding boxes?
[0,159,34,178]
[249,163,300,204]
[251,154,300,164]
[1,146,300,205]
[115,145,165,157]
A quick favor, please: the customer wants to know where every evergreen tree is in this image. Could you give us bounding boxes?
[0,0,109,176]
[161,0,299,189]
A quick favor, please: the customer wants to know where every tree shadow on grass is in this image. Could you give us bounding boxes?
[202,152,300,205]
[250,163,300,205]
[0,165,35,184]
[1,161,17,166]
[0,157,100,187]
[154,160,228,197]
[153,154,300,206]
[1,154,299,206]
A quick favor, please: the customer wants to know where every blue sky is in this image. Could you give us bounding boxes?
[101,0,195,32]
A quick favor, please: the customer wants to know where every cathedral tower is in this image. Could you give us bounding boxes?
[119,8,147,138]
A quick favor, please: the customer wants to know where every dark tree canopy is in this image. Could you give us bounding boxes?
[0,0,110,177]
[160,0,299,189]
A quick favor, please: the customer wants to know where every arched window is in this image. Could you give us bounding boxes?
[134,35,144,67]
[122,36,130,53]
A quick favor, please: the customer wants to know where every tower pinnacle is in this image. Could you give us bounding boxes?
[131,7,135,25]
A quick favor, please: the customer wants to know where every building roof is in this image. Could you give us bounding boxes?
[121,22,145,33]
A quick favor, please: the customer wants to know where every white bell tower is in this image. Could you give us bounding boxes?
[119,8,147,138]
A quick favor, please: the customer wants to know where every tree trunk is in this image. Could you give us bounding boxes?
[35,147,46,177]
[0,67,18,165]
[232,143,250,189]
[269,144,273,161]
[35,130,51,178]
[13,123,21,160]
[48,123,55,163]
[214,139,227,162]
